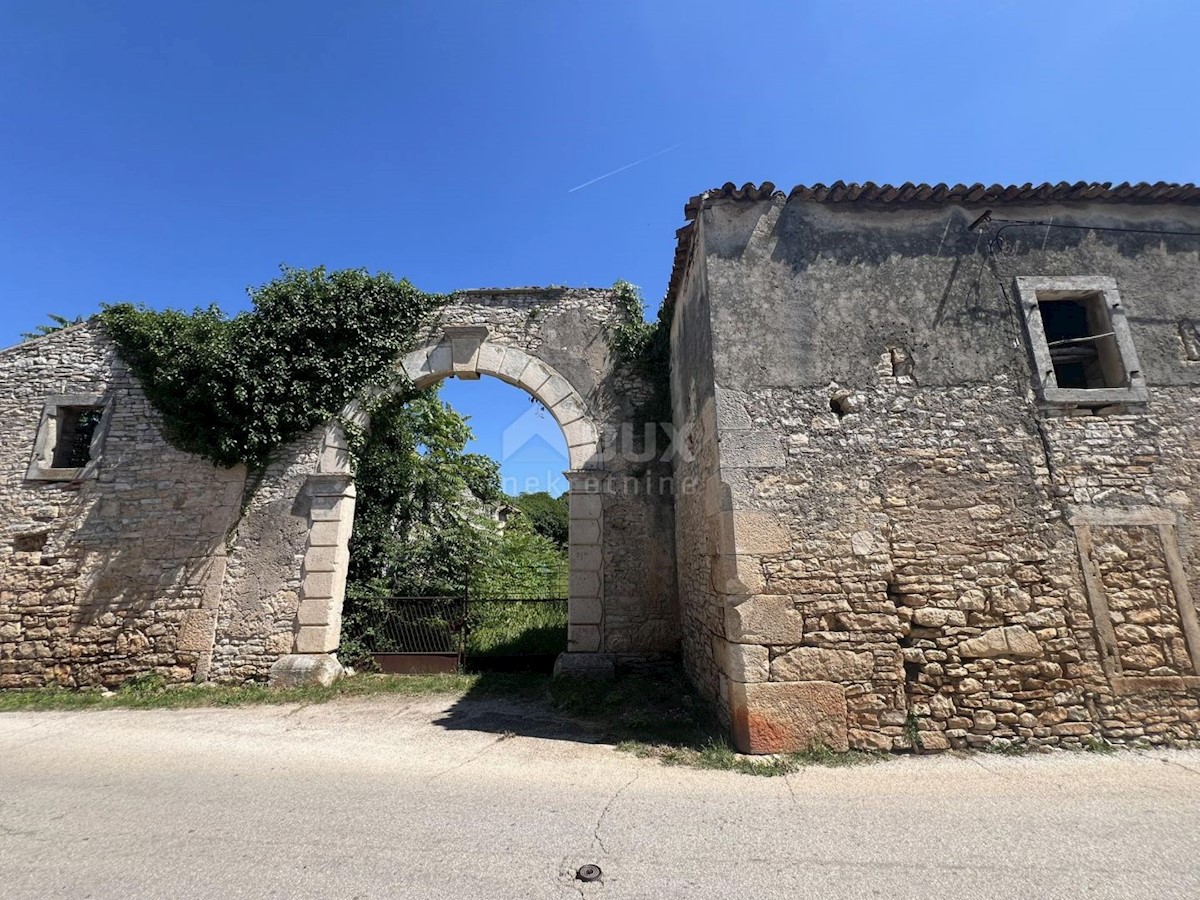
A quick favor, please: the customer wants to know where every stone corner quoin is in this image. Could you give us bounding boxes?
[4,186,1200,754]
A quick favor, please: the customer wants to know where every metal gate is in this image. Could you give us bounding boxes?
[367,584,568,674]
[369,596,468,674]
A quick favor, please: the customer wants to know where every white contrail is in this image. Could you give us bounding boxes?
[567,143,682,193]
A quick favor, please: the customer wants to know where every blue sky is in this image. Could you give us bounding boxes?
[3,1,1197,493]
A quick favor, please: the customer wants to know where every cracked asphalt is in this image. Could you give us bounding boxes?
[2,693,1199,899]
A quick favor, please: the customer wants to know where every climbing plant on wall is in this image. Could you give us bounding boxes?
[100,266,446,469]
[606,279,675,444]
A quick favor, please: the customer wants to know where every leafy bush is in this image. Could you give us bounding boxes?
[100,266,444,469]
[471,517,567,597]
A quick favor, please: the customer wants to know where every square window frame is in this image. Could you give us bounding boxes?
[26,394,114,482]
[1014,275,1149,406]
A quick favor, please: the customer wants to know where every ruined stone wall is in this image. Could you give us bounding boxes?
[0,287,682,688]
[695,196,1200,752]
[0,324,247,688]
[208,432,322,681]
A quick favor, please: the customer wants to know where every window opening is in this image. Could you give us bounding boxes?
[1036,292,1127,390]
[52,407,104,468]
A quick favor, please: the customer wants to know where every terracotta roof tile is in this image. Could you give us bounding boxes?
[682,180,1200,219]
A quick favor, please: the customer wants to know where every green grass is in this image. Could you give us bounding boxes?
[0,671,487,712]
[465,600,567,656]
[1078,736,1118,754]
[616,739,880,775]
[978,739,1036,757]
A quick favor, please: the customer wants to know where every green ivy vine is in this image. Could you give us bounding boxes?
[99,266,446,469]
[607,279,674,436]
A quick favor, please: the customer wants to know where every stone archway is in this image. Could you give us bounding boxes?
[273,326,608,683]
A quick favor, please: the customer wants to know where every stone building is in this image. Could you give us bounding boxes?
[667,181,1200,752]
[2,181,1199,754]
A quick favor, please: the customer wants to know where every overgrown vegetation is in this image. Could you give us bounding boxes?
[344,388,502,597]
[606,279,674,447]
[339,387,569,666]
[100,266,445,469]
[21,313,84,341]
[465,600,567,656]
[509,491,568,550]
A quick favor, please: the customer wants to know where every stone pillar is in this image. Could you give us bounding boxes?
[269,473,356,687]
[554,470,613,678]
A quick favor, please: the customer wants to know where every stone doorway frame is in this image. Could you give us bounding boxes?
[271,327,606,683]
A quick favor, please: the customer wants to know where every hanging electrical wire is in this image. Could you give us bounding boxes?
[967,209,1200,240]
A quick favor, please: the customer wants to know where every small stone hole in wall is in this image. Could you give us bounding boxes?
[889,347,914,378]
[1181,319,1200,361]
[14,531,49,552]
[902,658,922,685]
[829,390,855,418]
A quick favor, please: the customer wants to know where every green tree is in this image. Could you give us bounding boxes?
[471,517,567,597]
[21,313,84,341]
[511,491,569,549]
[340,387,504,663]
[346,387,501,591]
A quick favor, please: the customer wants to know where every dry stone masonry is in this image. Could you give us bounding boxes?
[3,181,1199,755]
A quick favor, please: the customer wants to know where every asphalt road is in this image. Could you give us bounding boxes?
[2,692,1199,899]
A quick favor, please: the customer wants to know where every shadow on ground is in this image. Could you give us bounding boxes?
[431,668,721,750]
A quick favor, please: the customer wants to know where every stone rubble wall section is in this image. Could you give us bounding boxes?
[0,325,246,688]
[1092,524,1190,675]
[597,469,679,654]
[207,432,323,681]
[716,377,1200,752]
[672,400,725,707]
